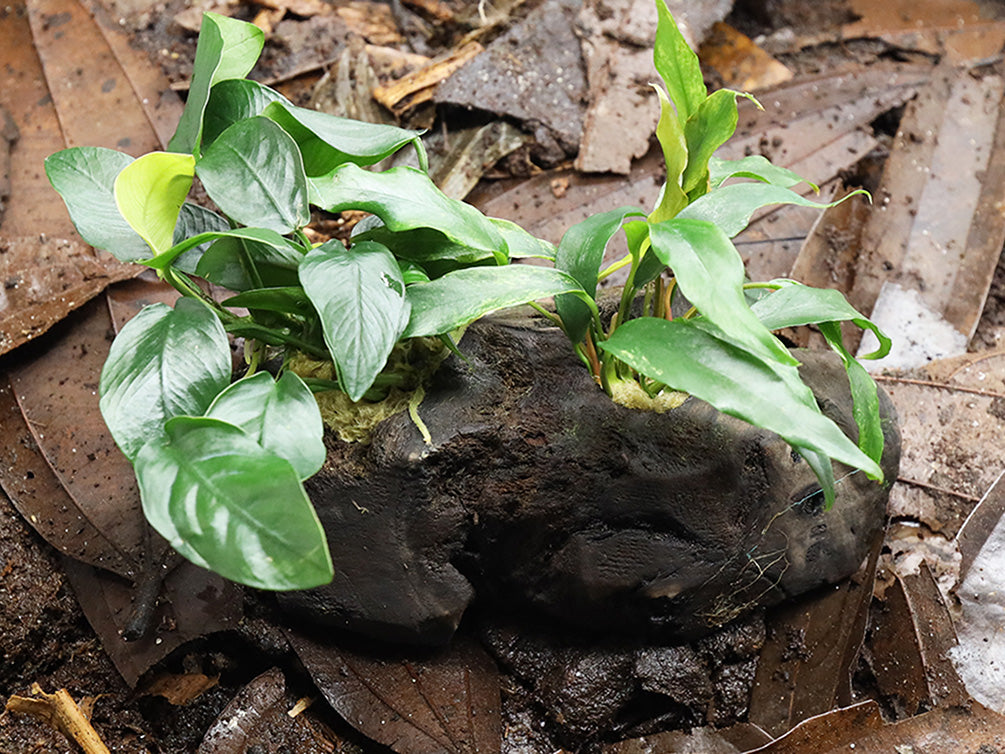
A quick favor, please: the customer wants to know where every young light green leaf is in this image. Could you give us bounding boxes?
[196,116,310,234]
[681,89,745,195]
[678,182,866,237]
[555,207,645,342]
[203,78,290,148]
[309,164,507,260]
[135,416,332,590]
[113,152,196,256]
[653,0,705,122]
[598,317,883,480]
[44,147,151,262]
[205,371,324,480]
[264,101,424,176]
[168,12,265,155]
[708,155,814,191]
[99,298,231,461]
[648,218,797,366]
[404,266,593,338]
[650,87,689,223]
[299,240,410,401]
[749,281,892,359]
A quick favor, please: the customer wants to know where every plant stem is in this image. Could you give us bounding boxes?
[295,228,314,251]
[583,332,602,384]
[528,302,566,332]
[597,253,633,282]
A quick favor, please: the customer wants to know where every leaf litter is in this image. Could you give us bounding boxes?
[3,0,1005,749]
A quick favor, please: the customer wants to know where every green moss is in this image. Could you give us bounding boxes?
[288,337,450,444]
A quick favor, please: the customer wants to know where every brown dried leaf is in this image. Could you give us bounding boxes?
[699,22,793,92]
[141,672,220,706]
[751,701,1005,753]
[748,536,881,737]
[288,630,502,754]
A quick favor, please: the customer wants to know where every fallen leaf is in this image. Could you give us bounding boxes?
[700,22,793,92]
[288,630,502,754]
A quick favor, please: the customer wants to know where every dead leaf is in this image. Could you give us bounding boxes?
[750,701,1005,753]
[374,41,483,116]
[700,22,793,92]
[141,672,220,706]
[198,668,341,754]
[288,630,502,754]
[748,535,881,737]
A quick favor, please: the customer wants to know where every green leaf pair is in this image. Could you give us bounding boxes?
[100,298,330,590]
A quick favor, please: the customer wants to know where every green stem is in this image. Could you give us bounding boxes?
[412,137,430,174]
[295,228,314,251]
[528,302,567,333]
[598,253,632,282]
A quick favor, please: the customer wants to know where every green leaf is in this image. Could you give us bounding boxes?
[309,164,507,260]
[99,298,231,461]
[205,371,324,480]
[203,78,290,148]
[171,202,233,274]
[196,116,310,234]
[708,155,814,191]
[299,240,410,401]
[404,265,592,338]
[168,12,265,155]
[749,281,891,359]
[354,226,497,268]
[264,101,423,176]
[44,147,150,262]
[195,233,303,290]
[222,286,313,316]
[682,89,744,195]
[648,218,797,366]
[650,88,689,223]
[678,182,865,237]
[399,260,431,285]
[489,218,556,260]
[113,152,196,256]
[554,207,645,342]
[598,317,883,479]
[653,0,705,122]
[135,416,332,590]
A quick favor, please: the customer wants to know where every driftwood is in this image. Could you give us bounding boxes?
[283,314,901,645]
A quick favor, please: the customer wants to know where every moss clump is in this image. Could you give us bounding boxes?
[288,337,450,444]
[609,379,688,413]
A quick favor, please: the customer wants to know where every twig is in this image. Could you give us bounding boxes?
[6,684,111,754]
[873,374,1005,401]
[897,477,982,503]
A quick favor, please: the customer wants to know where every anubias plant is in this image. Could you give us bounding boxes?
[45,1,889,592]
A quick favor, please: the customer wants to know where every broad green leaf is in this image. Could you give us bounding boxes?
[196,116,310,234]
[171,202,232,274]
[203,78,290,148]
[749,281,892,359]
[264,101,423,176]
[99,298,231,461]
[309,164,507,259]
[708,155,814,191]
[151,225,303,272]
[555,207,645,342]
[354,226,497,267]
[299,240,410,401]
[598,317,883,480]
[678,182,865,237]
[195,234,303,290]
[205,371,324,479]
[114,152,196,256]
[404,265,592,338]
[222,286,313,316]
[135,416,332,590]
[168,12,264,155]
[682,89,745,194]
[648,218,797,366]
[399,260,431,285]
[650,88,688,223]
[44,147,150,262]
[489,218,556,260]
[653,0,705,122]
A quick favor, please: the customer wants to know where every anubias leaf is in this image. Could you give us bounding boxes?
[114,152,196,256]
[99,298,231,461]
[653,0,705,123]
[196,116,310,234]
[135,416,332,590]
[202,78,289,149]
[299,240,410,402]
[205,371,324,480]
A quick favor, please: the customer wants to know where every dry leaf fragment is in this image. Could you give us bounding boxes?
[699,22,793,91]
[373,42,483,116]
